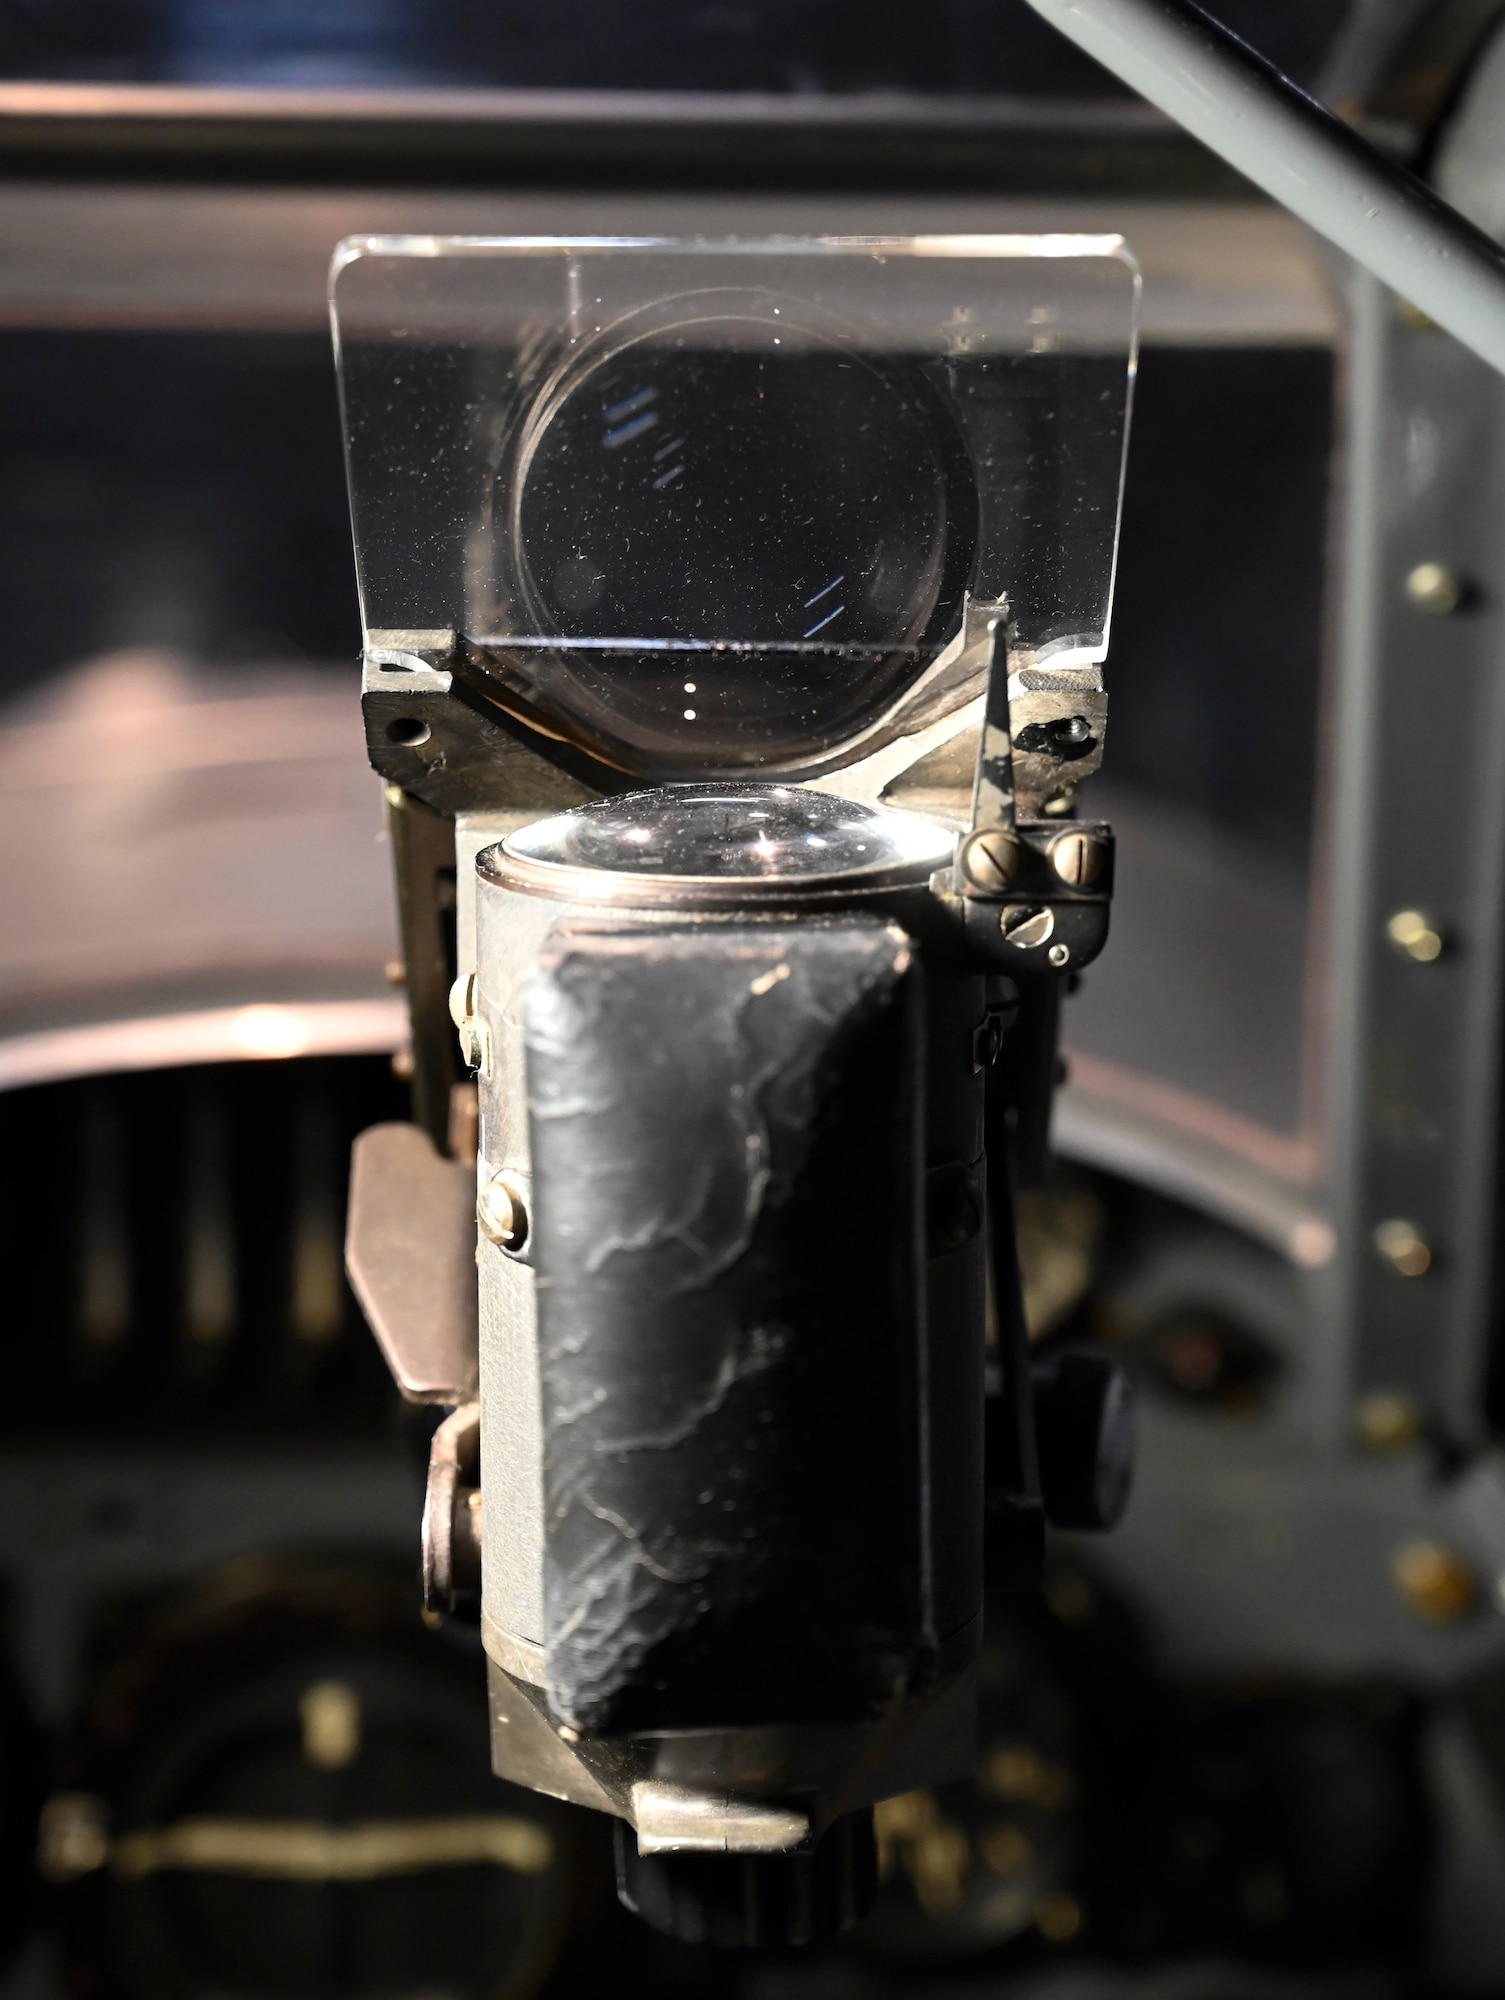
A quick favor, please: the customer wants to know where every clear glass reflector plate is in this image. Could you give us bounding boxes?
[332,236,1139,779]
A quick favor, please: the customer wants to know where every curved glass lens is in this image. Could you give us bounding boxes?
[503,783,954,882]
[505,303,975,768]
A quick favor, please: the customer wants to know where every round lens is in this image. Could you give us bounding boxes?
[503,783,954,884]
[497,298,977,773]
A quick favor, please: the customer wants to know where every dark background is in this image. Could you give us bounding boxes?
[0,0,1354,94]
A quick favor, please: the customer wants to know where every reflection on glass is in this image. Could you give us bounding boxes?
[506,302,976,766]
[502,783,954,882]
[333,236,1139,777]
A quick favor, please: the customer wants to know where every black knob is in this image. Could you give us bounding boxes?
[614,1808,877,1948]
[1032,1351,1136,1531]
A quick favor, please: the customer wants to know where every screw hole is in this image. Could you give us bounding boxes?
[386,717,430,746]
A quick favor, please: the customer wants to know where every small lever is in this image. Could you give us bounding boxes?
[957,614,1020,897]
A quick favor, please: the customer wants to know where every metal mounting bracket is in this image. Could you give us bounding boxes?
[951,614,1116,977]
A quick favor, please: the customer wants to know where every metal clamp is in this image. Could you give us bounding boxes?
[954,616,1115,974]
[422,1402,482,1615]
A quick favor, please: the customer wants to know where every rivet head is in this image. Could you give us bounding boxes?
[1405,562,1462,616]
[1386,909,1443,962]
[1355,1392,1423,1453]
[478,1173,528,1250]
[1035,1891,1083,1942]
[448,971,476,1029]
[1049,829,1105,888]
[1374,1217,1431,1276]
[1393,1538,1477,1623]
[1000,905,1055,949]
[961,829,1021,893]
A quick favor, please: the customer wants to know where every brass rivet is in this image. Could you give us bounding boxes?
[979,1821,1033,1878]
[448,971,476,1029]
[1374,1218,1432,1277]
[478,1173,527,1250]
[1355,1392,1423,1453]
[1393,1539,1477,1623]
[1405,562,1462,616]
[36,1794,110,1884]
[1386,910,1443,963]
[300,1680,361,1770]
[1036,1891,1083,1942]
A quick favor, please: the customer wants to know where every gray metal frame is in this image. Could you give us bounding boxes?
[1323,267,1505,1450]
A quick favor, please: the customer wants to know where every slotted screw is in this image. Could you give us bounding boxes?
[1050,830,1106,888]
[962,829,1022,893]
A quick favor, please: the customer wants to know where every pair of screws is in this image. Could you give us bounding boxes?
[962,827,1105,894]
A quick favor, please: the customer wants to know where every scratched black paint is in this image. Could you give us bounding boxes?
[523,918,932,1734]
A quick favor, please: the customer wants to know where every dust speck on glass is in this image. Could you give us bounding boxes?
[331,237,1139,779]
